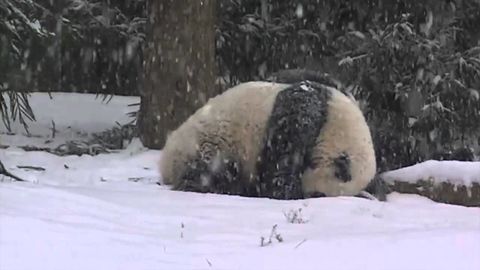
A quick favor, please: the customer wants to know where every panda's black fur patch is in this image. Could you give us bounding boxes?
[257,81,331,199]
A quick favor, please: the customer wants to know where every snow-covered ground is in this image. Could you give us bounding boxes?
[1,93,480,270]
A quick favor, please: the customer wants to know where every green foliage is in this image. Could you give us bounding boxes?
[0,89,35,133]
[1,0,145,131]
[338,12,480,169]
[0,0,52,61]
[50,0,146,94]
[0,0,50,132]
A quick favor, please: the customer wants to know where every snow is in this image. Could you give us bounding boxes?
[1,92,138,148]
[382,160,480,186]
[1,92,480,270]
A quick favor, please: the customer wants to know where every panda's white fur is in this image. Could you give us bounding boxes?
[160,81,376,198]
[301,88,376,196]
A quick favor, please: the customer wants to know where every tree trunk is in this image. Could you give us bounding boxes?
[139,0,217,149]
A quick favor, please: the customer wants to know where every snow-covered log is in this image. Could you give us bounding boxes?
[382,160,480,206]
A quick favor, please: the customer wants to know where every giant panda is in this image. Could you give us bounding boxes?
[159,80,376,199]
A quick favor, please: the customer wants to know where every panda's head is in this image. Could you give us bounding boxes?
[300,86,376,197]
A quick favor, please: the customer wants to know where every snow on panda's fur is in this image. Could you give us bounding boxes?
[159,80,376,199]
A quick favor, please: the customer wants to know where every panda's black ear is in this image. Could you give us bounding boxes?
[364,174,390,201]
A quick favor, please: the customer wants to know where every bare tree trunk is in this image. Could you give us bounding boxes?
[139,0,217,149]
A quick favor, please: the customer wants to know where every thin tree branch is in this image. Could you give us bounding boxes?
[17,165,45,171]
[0,160,27,182]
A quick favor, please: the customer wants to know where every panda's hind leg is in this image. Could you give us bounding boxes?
[209,155,245,195]
[173,153,245,196]
[172,157,210,192]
